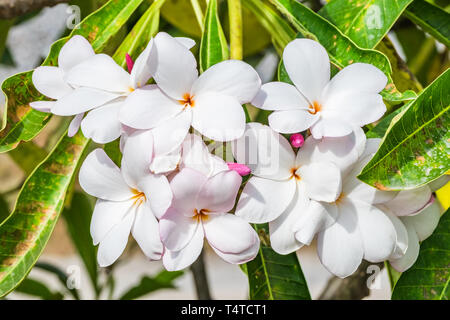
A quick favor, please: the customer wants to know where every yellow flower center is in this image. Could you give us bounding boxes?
[308,101,322,115]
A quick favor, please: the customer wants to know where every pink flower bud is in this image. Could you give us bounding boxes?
[290,133,304,148]
[125,53,134,73]
[227,163,251,176]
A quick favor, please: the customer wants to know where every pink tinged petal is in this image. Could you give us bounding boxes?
[293,200,338,246]
[191,92,246,142]
[317,201,364,278]
[90,198,134,245]
[119,85,184,129]
[384,186,432,216]
[227,163,251,176]
[389,221,420,272]
[402,198,441,241]
[191,60,261,104]
[203,213,258,254]
[352,199,397,262]
[65,54,131,93]
[290,133,304,148]
[130,39,157,88]
[131,202,163,260]
[170,168,208,214]
[160,207,200,251]
[68,113,84,137]
[180,134,215,176]
[51,87,119,116]
[196,170,242,213]
[126,53,134,73]
[232,123,296,180]
[236,176,296,223]
[32,66,72,99]
[30,100,54,113]
[382,206,408,260]
[269,186,308,254]
[310,117,353,139]
[152,109,191,156]
[153,32,198,100]
[97,211,134,267]
[268,109,320,134]
[79,149,133,201]
[150,147,182,175]
[210,233,259,265]
[252,82,309,111]
[283,39,330,103]
[163,225,204,271]
[298,162,342,202]
[58,35,95,72]
[175,37,196,49]
[137,174,173,219]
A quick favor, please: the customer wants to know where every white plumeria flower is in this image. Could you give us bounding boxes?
[252,39,388,139]
[30,35,95,137]
[119,32,261,143]
[79,130,172,267]
[51,34,194,144]
[159,167,259,271]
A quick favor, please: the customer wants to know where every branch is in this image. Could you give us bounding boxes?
[190,251,212,300]
[319,261,385,300]
[0,0,69,19]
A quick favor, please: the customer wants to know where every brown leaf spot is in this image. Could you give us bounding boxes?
[374,182,391,191]
[416,155,425,164]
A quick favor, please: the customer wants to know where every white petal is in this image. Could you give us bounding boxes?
[170,167,208,215]
[90,199,133,245]
[236,176,296,223]
[180,134,216,176]
[152,109,191,155]
[385,186,432,216]
[32,66,72,99]
[97,211,134,267]
[79,149,132,201]
[310,117,353,139]
[402,198,441,241]
[232,122,296,180]
[252,82,309,111]
[428,174,450,192]
[196,171,241,213]
[159,207,200,251]
[58,35,95,72]
[389,221,420,272]
[210,233,259,265]
[119,85,184,129]
[51,87,119,116]
[381,206,408,260]
[30,100,54,113]
[130,38,156,89]
[80,99,123,143]
[175,37,196,49]
[150,147,182,175]
[137,174,172,219]
[65,54,131,92]
[131,202,163,260]
[298,162,342,202]
[293,200,338,245]
[192,60,261,104]
[191,92,245,141]
[317,201,364,278]
[203,213,258,254]
[283,39,330,103]
[269,109,319,134]
[163,225,204,271]
[153,32,198,100]
[68,113,84,137]
[269,187,308,254]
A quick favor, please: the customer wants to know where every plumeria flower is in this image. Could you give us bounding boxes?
[79,129,172,266]
[119,32,261,143]
[30,35,95,137]
[252,39,387,139]
[51,34,194,144]
[159,167,259,271]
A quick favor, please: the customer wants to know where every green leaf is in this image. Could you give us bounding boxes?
[318,0,413,49]
[0,195,9,224]
[404,0,450,47]
[269,0,414,102]
[245,224,310,300]
[104,138,123,167]
[119,270,183,300]
[0,132,90,297]
[14,278,64,300]
[359,69,450,190]
[8,142,47,176]
[365,104,409,139]
[0,0,146,153]
[392,209,449,300]
[62,192,98,296]
[199,0,229,72]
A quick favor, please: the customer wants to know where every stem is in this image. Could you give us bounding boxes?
[191,0,204,32]
[228,0,243,60]
[190,251,212,300]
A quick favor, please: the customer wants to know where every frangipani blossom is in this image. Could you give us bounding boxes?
[30,35,95,137]
[160,167,259,271]
[119,32,261,143]
[252,39,388,139]
[79,130,172,266]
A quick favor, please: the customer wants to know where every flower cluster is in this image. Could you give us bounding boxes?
[31,34,447,276]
